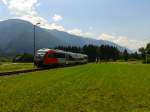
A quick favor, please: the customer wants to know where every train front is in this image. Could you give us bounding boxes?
[34,49,48,67]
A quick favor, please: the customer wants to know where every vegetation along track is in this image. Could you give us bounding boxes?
[0,64,81,76]
[0,68,45,76]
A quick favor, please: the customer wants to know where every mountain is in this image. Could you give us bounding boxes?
[0,19,129,55]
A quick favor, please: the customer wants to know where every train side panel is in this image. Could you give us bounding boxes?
[34,48,88,67]
[43,50,58,65]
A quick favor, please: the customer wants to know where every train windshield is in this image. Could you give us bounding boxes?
[36,51,47,58]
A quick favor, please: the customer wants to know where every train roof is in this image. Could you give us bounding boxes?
[37,48,88,57]
[37,48,62,53]
[37,48,69,53]
[37,48,51,52]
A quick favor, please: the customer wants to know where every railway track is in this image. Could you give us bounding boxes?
[0,64,86,77]
[0,65,69,77]
[0,68,46,76]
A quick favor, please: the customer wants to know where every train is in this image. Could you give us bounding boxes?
[34,48,88,67]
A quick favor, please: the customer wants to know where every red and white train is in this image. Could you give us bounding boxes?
[34,48,88,67]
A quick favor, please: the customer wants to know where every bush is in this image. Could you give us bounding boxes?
[13,54,34,63]
[0,57,12,62]
[142,55,150,64]
[143,60,150,64]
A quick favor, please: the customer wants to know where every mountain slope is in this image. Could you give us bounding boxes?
[0,19,128,55]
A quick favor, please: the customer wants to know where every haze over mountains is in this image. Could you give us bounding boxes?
[0,19,129,55]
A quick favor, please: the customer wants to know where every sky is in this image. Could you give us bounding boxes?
[0,0,150,50]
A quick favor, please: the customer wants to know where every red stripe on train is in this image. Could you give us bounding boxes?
[43,50,58,65]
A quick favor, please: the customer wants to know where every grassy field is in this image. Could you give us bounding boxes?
[0,63,34,72]
[0,63,150,112]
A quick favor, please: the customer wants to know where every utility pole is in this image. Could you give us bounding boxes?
[33,22,40,57]
[33,25,36,57]
[33,22,40,67]
[145,51,148,64]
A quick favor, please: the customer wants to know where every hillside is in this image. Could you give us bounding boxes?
[0,19,127,55]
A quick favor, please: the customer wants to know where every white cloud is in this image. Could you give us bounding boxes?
[99,34,147,50]
[36,2,40,7]
[68,29,94,37]
[47,23,65,31]
[52,14,63,22]
[1,0,48,25]
[99,34,115,40]
[2,0,38,16]
[1,0,7,5]
[19,15,48,26]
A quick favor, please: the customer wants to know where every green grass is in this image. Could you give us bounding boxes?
[0,63,34,72]
[0,63,150,112]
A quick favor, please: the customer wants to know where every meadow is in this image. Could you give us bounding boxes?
[0,63,150,112]
[0,63,34,72]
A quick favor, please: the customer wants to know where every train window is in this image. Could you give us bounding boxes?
[54,53,65,58]
[48,54,54,58]
[36,51,46,58]
[85,57,88,59]
[68,55,77,61]
[68,55,73,60]
[37,51,46,55]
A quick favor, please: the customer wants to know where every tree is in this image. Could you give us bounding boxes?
[13,53,34,62]
[138,47,146,59]
[83,45,98,62]
[123,49,129,61]
[131,52,139,59]
[146,43,150,54]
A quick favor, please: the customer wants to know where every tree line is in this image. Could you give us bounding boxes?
[12,43,150,63]
[138,43,150,63]
[56,45,132,62]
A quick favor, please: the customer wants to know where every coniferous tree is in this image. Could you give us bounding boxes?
[138,47,146,59]
[123,49,129,61]
[146,43,150,54]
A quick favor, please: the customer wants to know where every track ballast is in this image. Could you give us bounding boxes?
[0,68,45,76]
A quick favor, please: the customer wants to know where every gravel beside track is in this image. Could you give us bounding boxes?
[0,68,45,76]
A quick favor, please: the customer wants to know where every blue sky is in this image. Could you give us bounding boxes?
[0,0,150,50]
